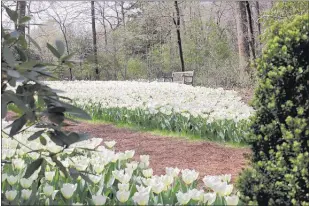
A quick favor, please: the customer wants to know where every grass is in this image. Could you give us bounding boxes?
[83,118,250,149]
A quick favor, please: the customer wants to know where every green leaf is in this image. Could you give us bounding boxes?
[18,61,38,70]
[9,114,27,136]
[47,43,61,58]
[66,132,88,146]
[19,16,31,25]
[61,52,75,62]
[14,46,28,61]
[4,6,18,22]
[18,35,27,49]
[40,136,47,145]
[47,112,64,125]
[28,130,45,141]
[24,158,43,178]
[2,45,17,67]
[59,100,92,120]
[26,34,41,51]
[55,40,65,56]
[69,168,79,179]
[80,173,94,185]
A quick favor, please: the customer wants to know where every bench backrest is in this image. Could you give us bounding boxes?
[172,71,194,85]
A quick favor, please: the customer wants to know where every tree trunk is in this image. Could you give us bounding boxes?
[102,3,108,46]
[173,1,185,72]
[17,1,26,36]
[245,1,256,60]
[91,1,99,80]
[235,1,250,77]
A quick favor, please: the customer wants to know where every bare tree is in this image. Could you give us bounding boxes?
[91,1,99,80]
[235,1,250,78]
[173,1,185,72]
[245,1,256,60]
[17,1,26,36]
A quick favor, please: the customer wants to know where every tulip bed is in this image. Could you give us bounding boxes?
[44,81,253,143]
[2,121,240,205]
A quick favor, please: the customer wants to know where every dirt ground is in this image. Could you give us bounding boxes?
[66,122,251,182]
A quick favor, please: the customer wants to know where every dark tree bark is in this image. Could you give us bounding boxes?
[91,1,99,80]
[17,1,26,36]
[173,1,185,72]
[235,1,250,76]
[245,1,256,60]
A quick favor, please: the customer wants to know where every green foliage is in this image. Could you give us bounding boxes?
[1,6,91,182]
[237,14,309,205]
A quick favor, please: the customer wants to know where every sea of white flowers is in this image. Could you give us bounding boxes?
[44,81,253,122]
[2,120,240,205]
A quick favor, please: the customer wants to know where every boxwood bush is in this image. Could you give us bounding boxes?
[237,14,309,205]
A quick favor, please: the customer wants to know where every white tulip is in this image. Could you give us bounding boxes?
[43,184,54,197]
[165,167,180,177]
[189,189,204,201]
[132,190,150,205]
[92,194,107,205]
[142,168,153,178]
[116,190,130,203]
[126,161,138,171]
[125,150,135,159]
[150,181,165,194]
[89,174,102,184]
[219,174,232,183]
[203,192,216,205]
[21,189,32,200]
[212,181,233,196]
[5,190,17,201]
[93,164,105,174]
[176,191,191,205]
[60,183,77,199]
[2,173,7,182]
[181,169,199,185]
[20,178,33,189]
[225,195,239,206]
[203,175,222,189]
[7,175,18,185]
[118,183,130,191]
[45,171,55,182]
[104,140,116,148]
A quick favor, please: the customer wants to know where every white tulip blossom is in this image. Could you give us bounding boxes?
[225,195,239,205]
[12,158,25,170]
[203,192,216,205]
[5,190,17,201]
[104,141,116,149]
[188,189,204,201]
[126,161,138,171]
[142,168,153,178]
[20,178,33,189]
[212,181,233,196]
[43,184,54,197]
[125,150,135,159]
[203,175,222,189]
[93,164,105,174]
[132,189,150,206]
[165,167,180,177]
[219,174,232,183]
[60,183,77,199]
[116,190,130,203]
[7,175,18,185]
[92,194,107,205]
[176,191,191,205]
[45,171,55,182]
[88,174,102,184]
[2,173,7,182]
[181,169,199,185]
[21,189,32,200]
[118,183,130,191]
[140,155,149,163]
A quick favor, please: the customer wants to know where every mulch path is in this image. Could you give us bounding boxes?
[66,122,251,182]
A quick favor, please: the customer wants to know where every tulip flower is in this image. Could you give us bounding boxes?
[21,189,32,200]
[125,150,135,159]
[165,167,180,177]
[118,183,130,191]
[132,190,150,205]
[12,158,25,170]
[43,184,54,197]
[5,190,17,201]
[7,175,18,185]
[225,195,239,206]
[45,171,55,182]
[189,189,204,201]
[116,190,130,203]
[104,141,116,148]
[203,193,216,205]
[181,169,199,185]
[92,194,107,205]
[60,183,77,199]
[176,191,191,205]
[89,174,102,184]
[142,168,153,178]
[93,164,105,174]
[20,178,33,189]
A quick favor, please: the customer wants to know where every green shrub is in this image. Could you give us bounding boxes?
[237,14,309,205]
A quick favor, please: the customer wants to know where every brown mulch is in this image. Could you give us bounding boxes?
[66,122,251,182]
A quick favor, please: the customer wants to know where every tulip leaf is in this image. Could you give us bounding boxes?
[80,173,94,185]
[55,40,65,56]
[26,34,41,51]
[9,114,27,136]
[28,130,45,141]
[40,136,47,145]
[1,99,8,119]
[24,158,43,178]
[51,156,68,178]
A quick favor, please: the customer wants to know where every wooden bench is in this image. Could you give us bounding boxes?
[163,71,195,86]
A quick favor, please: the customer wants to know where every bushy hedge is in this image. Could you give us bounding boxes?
[237,14,309,205]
